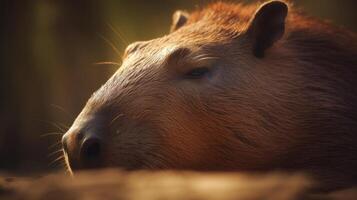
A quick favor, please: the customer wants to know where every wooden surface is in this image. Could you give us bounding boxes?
[0,169,356,200]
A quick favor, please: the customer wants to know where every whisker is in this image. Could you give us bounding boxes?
[48,141,62,149]
[98,33,122,57]
[193,55,219,61]
[107,23,129,46]
[196,56,219,61]
[34,119,67,132]
[93,61,122,71]
[40,132,63,138]
[48,155,64,167]
[93,61,122,66]
[57,122,69,130]
[52,162,66,170]
[109,113,125,126]
[48,149,64,158]
[50,104,74,119]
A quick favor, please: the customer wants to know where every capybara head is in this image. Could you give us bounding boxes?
[62,0,357,186]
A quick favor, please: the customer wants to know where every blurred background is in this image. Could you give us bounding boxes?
[1,0,356,174]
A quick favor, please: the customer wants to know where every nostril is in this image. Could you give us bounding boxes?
[81,137,101,161]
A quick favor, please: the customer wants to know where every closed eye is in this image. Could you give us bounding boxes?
[184,67,210,79]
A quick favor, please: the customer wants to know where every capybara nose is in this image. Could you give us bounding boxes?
[62,129,103,170]
[80,137,102,167]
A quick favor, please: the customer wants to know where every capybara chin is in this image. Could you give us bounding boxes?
[62,0,357,189]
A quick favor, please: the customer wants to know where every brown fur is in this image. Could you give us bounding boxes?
[62,1,357,191]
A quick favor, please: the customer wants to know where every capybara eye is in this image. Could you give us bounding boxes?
[185,67,210,79]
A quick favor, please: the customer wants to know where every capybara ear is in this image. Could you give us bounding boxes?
[170,10,189,32]
[247,1,288,58]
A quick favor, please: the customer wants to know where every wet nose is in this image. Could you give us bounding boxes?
[62,130,102,170]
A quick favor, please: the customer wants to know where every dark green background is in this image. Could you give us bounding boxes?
[1,0,356,173]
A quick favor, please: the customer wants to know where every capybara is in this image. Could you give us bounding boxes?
[62,0,357,190]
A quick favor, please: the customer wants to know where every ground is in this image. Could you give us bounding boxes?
[1,169,356,200]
